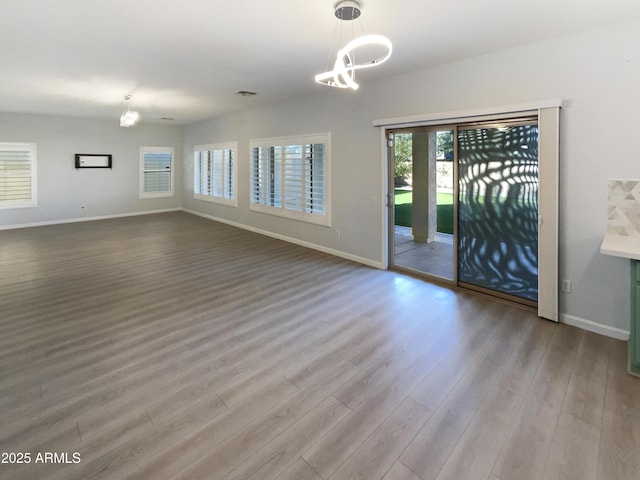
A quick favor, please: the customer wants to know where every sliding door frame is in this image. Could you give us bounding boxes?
[375,100,561,321]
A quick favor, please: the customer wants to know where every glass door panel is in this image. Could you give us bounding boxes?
[457,123,539,302]
[391,129,455,280]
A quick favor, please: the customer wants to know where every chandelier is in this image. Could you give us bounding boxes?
[120,95,140,128]
[315,1,392,91]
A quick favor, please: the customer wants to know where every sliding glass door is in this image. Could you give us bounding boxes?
[384,106,559,319]
[457,120,539,303]
[389,119,540,305]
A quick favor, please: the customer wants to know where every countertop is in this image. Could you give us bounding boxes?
[601,233,640,260]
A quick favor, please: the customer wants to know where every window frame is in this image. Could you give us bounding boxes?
[0,142,37,209]
[139,146,175,199]
[193,141,237,207]
[249,133,331,227]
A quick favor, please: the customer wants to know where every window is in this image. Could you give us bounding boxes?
[140,147,174,198]
[0,142,37,209]
[250,133,330,226]
[194,142,237,207]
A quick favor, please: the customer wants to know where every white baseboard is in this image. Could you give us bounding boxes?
[182,208,384,270]
[0,208,182,231]
[560,314,629,340]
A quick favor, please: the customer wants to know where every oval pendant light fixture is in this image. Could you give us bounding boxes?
[315,1,392,90]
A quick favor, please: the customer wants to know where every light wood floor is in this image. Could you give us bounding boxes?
[1,212,639,480]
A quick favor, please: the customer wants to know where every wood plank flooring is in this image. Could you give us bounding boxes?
[0,211,639,480]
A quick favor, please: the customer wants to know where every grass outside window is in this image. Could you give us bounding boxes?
[394,189,453,234]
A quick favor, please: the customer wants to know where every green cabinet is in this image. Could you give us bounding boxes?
[631,260,640,375]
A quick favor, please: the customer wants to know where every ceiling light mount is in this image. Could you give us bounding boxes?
[334,0,361,21]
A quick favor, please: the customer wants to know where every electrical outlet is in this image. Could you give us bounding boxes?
[561,279,571,293]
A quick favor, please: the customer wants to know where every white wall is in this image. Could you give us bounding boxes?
[182,98,384,265]
[0,112,184,227]
[183,19,640,336]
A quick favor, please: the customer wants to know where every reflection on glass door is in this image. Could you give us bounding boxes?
[457,121,539,302]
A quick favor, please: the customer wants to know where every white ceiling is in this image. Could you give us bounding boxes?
[1,0,639,125]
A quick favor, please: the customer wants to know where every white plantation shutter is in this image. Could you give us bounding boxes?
[284,145,303,212]
[306,143,326,214]
[250,133,330,226]
[140,147,174,198]
[0,143,36,208]
[212,149,224,198]
[251,146,265,205]
[194,142,236,206]
[194,150,212,196]
[251,146,282,208]
[144,152,171,192]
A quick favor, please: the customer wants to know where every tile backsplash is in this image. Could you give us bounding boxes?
[608,179,640,236]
